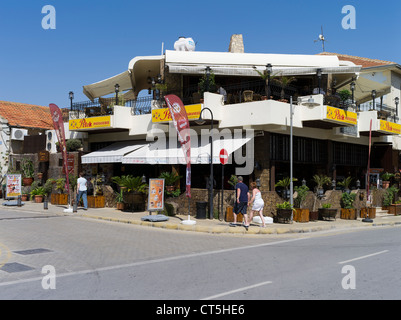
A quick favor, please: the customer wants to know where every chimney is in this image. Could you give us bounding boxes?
[228,34,244,53]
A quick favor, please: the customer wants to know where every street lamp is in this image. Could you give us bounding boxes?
[332,179,336,190]
[205,67,211,93]
[115,83,120,105]
[69,91,74,111]
[395,97,400,122]
[196,107,214,219]
[266,63,273,99]
[316,69,322,94]
[371,90,376,110]
[350,81,355,108]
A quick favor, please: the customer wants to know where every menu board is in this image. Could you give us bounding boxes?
[147,178,165,211]
[6,174,22,198]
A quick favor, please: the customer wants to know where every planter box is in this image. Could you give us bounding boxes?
[116,202,125,210]
[51,193,68,205]
[293,208,309,223]
[275,209,293,224]
[88,195,105,208]
[318,208,337,221]
[340,208,356,220]
[390,204,401,216]
[225,206,243,222]
[360,208,376,219]
[309,211,319,221]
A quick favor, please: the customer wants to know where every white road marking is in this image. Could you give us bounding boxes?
[201,280,273,300]
[338,250,389,264]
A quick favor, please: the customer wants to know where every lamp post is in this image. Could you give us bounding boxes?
[205,66,211,93]
[316,69,322,94]
[350,81,355,108]
[266,63,273,99]
[332,179,336,190]
[115,83,120,105]
[69,91,74,111]
[197,107,214,219]
[371,90,376,110]
[395,97,400,122]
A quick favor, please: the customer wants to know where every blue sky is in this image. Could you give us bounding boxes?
[0,0,400,108]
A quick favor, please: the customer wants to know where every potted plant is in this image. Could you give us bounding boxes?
[50,178,68,205]
[198,70,216,98]
[337,176,353,193]
[159,171,181,192]
[340,192,357,219]
[338,89,352,109]
[275,177,297,199]
[228,175,238,189]
[318,203,337,220]
[272,75,297,101]
[293,185,309,222]
[88,174,105,208]
[115,191,125,210]
[382,184,398,211]
[30,186,46,203]
[111,175,147,211]
[21,158,34,186]
[275,201,294,223]
[381,172,394,189]
[312,174,331,197]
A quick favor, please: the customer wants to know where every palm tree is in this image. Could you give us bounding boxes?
[272,75,297,100]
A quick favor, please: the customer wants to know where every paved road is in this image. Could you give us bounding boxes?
[1,208,400,301]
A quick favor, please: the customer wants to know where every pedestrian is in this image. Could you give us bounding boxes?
[248,182,266,227]
[231,176,250,230]
[76,171,88,210]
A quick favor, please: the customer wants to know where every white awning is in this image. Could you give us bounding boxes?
[166,64,361,77]
[122,137,252,164]
[81,141,147,164]
[83,71,133,101]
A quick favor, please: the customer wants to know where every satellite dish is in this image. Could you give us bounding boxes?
[314,26,328,52]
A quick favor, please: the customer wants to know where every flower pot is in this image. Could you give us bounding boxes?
[318,208,337,220]
[360,208,376,219]
[21,194,29,201]
[35,195,43,203]
[51,193,68,205]
[275,209,293,223]
[340,208,356,220]
[293,208,309,223]
[165,185,175,192]
[23,177,33,186]
[382,181,390,189]
[309,211,319,221]
[116,202,124,210]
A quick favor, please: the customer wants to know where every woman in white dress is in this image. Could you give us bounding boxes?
[248,182,266,227]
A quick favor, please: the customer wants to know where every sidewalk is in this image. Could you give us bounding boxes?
[3,200,401,235]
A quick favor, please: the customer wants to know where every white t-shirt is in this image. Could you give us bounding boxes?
[77,177,87,191]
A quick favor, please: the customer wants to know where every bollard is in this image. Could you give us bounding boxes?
[17,195,22,207]
[43,196,48,210]
[73,200,77,213]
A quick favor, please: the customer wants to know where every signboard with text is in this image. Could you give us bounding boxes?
[6,174,22,198]
[379,120,401,135]
[326,106,357,125]
[69,116,111,130]
[147,178,165,211]
[152,104,201,123]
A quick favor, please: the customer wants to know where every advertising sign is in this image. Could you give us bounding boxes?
[326,106,357,125]
[6,174,22,198]
[147,179,165,211]
[152,104,201,123]
[379,120,401,135]
[69,116,111,130]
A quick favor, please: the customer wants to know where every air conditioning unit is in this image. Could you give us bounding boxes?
[11,128,28,141]
[45,130,57,153]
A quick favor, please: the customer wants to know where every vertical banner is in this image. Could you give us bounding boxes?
[49,103,70,194]
[366,119,372,205]
[164,95,191,198]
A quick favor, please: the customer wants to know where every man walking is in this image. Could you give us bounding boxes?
[76,171,88,210]
[231,176,249,230]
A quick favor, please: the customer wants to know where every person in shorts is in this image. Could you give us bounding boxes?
[232,176,250,230]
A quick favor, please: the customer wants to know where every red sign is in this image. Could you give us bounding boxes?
[219,148,228,165]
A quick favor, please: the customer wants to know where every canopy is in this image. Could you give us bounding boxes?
[81,141,147,164]
[122,137,252,165]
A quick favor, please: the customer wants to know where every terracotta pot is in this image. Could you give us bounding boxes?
[35,195,43,203]
[166,185,175,192]
[21,194,29,201]
[116,202,124,210]
[23,177,33,186]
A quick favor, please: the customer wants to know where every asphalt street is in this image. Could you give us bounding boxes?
[1,208,401,300]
